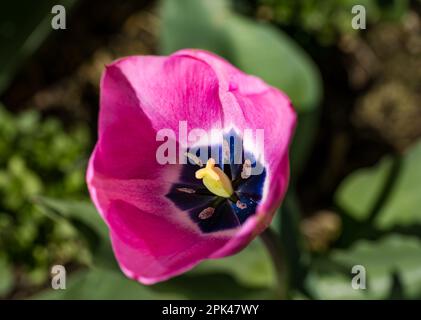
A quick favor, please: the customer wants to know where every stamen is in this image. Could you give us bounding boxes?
[176,187,196,194]
[236,200,247,210]
[184,152,203,167]
[198,207,215,220]
[195,158,234,198]
[241,159,252,179]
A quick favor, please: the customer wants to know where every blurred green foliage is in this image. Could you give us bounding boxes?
[307,234,421,299]
[0,254,13,296]
[336,140,421,229]
[257,0,409,45]
[319,140,421,299]
[0,105,90,296]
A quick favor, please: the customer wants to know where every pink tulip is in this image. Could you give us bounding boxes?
[86,49,296,284]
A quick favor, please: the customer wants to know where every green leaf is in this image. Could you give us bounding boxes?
[335,156,394,221]
[34,268,179,300]
[0,255,13,296]
[306,261,369,299]
[34,197,117,270]
[154,272,275,299]
[306,234,421,299]
[223,15,321,112]
[191,238,275,289]
[335,140,421,229]
[34,266,273,300]
[35,197,107,238]
[376,143,421,229]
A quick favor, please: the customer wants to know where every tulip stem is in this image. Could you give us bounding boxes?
[260,228,288,299]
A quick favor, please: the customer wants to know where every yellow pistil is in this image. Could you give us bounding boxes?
[195,158,234,198]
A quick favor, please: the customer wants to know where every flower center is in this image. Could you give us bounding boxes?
[195,158,234,198]
[165,131,266,234]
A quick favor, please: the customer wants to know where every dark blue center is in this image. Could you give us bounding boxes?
[166,131,266,233]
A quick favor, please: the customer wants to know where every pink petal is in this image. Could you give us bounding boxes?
[87,151,179,219]
[104,54,224,133]
[107,200,231,284]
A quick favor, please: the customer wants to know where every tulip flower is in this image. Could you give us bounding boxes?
[87,49,296,284]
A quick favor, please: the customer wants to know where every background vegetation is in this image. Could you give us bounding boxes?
[0,0,420,299]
